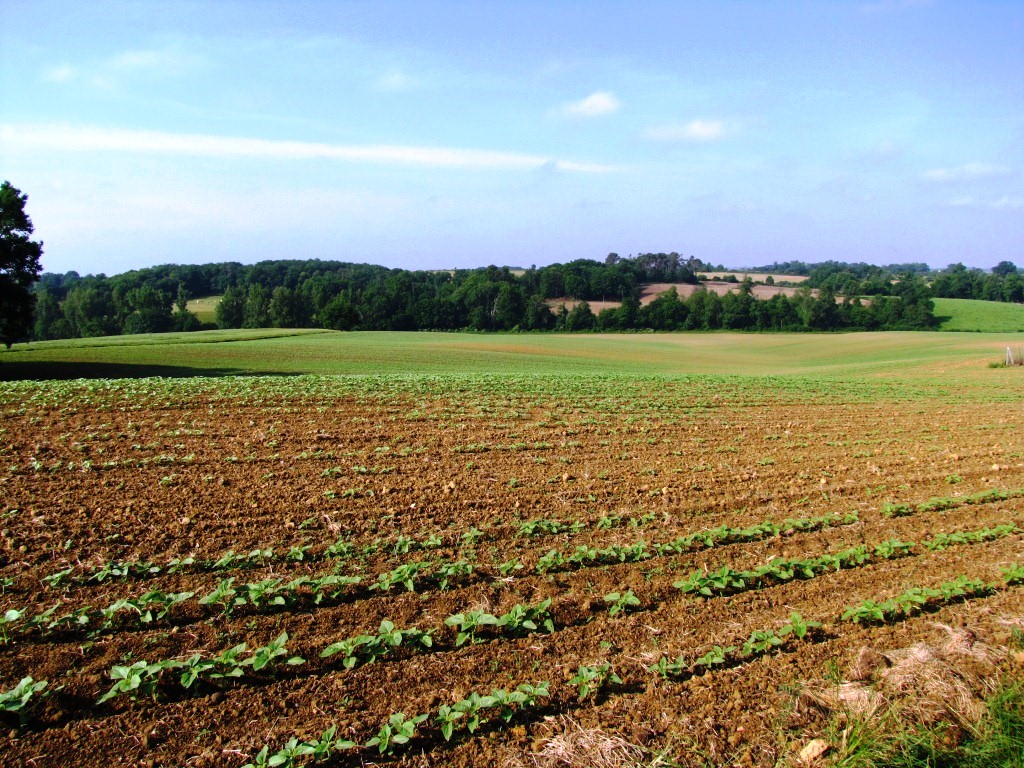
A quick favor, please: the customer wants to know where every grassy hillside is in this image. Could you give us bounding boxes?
[934,297,1024,332]
[185,295,222,323]
[2,329,1022,388]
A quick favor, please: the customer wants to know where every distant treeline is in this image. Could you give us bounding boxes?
[753,259,1024,303]
[28,253,1019,340]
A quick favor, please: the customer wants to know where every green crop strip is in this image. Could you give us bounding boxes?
[674,523,1020,600]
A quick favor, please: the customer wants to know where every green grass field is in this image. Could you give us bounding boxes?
[933,297,1024,332]
[2,329,1022,391]
[186,295,222,323]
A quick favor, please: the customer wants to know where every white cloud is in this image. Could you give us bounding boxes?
[945,195,1024,210]
[641,119,730,142]
[922,162,1012,182]
[990,196,1024,210]
[562,91,621,117]
[0,123,618,173]
[374,70,415,91]
[43,64,76,83]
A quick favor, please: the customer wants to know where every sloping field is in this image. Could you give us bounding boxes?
[1,373,1023,767]
[186,296,223,324]
[2,329,1021,381]
[934,297,1024,332]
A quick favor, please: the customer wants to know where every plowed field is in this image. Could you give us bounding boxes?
[2,375,1023,767]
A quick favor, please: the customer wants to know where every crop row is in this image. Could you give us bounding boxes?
[7,558,1020,748]
[24,503,864,591]
[674,523,1019,600]
[4,518,1016,652]
[30,479,1023,594]
[243,679,552,767]
[840,573,1013,624]
[7,520,1019,727]
[880,487,1024,518]
[20,480,1019,599]
[1,512,862,645]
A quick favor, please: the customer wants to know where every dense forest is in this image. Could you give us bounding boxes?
[25,253,1020,341]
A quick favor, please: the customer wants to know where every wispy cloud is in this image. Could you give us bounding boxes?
[945,195,1023,210]
[41,44,206,90]
[374,70,416,91]
[0,123,619,173]
[561,91,621,117]
[42,64,76,83]
[922,162,1012,182]
[640,119,731,142]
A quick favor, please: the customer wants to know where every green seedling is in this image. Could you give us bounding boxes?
[41,567,73,588]
[693,645,735,670]
[98,659,180,704]
[1,607,25,644]
[873,540,915,560]
[603,590,641,616]
[741,629,785,656]
[841,599,891,625]
[365,712,426,755]
[445,610,499,646]
[535,549,566,573]
[649,654,689,680]
[243,632,305,671]
[497,558,523,577]
[0,677,48,722]
[497,599,554,635]
[569,663,621,701]
[880,502,913,518]
[434,560,473,590]
[779,611,821,640]
[198,577,238,614]
[1003,563,1024,585]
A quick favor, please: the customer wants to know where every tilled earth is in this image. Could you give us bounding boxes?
[1,375,1023,767]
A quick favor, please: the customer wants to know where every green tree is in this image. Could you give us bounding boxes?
[563,300,596,331]
[216,285,246,328]
[0,181,45,346]
[122,285,173,334]
[32,288,69,340]
[171,283,201,331]
[242,284,271,328]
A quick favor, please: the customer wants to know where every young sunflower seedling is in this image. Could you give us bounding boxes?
[569,663,621,702]
[741,629,785,656]
[693,646,735,671]
[603,590,641,617]
[0,608,25,644]
[434,560,473,590]
[778,612,821,640]
[445,610,500,646]
[365,712,427,755]
[0,677,48,724]
[243,632,305,671]
[497,558,523,577]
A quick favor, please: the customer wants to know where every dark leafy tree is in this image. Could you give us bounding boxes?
[32,289,68,340]
[122,285,173,335]
[216,285,246,328]
[0,181,44,346]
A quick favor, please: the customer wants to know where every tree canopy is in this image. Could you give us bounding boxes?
[0,181,44,347]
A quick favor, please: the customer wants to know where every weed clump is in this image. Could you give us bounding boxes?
[790,620,1024,766]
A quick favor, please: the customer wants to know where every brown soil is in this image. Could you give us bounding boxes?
[1,380,1022,767]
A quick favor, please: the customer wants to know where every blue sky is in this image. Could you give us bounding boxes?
[1,0,1022,276]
